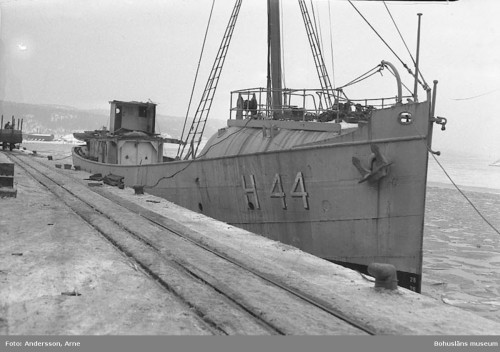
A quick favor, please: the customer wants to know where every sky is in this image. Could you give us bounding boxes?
[0,0,499,158]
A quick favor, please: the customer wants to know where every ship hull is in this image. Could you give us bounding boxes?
[73,103,431,292]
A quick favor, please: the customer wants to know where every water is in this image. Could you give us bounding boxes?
[20,142,500,323]
[428,149,500,192]
[424,150,500,323]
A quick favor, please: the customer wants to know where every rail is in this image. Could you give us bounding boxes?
[9,152,376,335]
[230,87,412,123]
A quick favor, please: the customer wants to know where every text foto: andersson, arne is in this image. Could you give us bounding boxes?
[5,341,81,347]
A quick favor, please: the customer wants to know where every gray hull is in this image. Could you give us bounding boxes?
[73,102,432,292]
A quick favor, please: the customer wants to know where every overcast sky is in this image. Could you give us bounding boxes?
[0,0,499,157]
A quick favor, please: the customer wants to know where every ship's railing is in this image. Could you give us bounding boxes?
[230,87,412,123]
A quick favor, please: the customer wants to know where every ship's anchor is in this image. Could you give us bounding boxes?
[352,144,393,183]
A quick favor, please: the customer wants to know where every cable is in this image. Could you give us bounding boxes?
[337,64,383,90]
[383,1,415,67]
[452,89,500,101]
[347,0,427,91]
[145,117,254,189]
[177,0,217,158]
[280,0,286,88]
[383,1,429,90]
[429,152,500,236]
[410,123,500,237]
[347,0,405,67]
[327,0,336,88]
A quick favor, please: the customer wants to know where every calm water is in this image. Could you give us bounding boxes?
[20,142,500,322]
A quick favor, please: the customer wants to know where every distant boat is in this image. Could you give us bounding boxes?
[23,133,55,141]
[73,0,452,292]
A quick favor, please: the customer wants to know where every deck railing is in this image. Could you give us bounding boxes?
[230,87,412,123]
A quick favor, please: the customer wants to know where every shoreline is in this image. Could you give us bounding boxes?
[427,181,500,195]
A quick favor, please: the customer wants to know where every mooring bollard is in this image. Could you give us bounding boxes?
[133,185,144,195]
[367,263,398,290]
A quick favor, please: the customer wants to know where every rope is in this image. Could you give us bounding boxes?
[177,0,216,158]
[410,123,500,237]
[280,0,286,88]
[309,0,323,56]
[145,117,254,189]
[337,64,383,90]
[452,89,500,101]
[347,0,405,67]
[347,0,427,91]
[429,152,500,236]
[383,1,429,90]
[383,1,415,67]
[327,0,336,88]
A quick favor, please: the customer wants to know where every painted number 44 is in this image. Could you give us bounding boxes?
[242,172,309,210]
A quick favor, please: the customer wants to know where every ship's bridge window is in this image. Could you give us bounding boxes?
[139,106,147,117]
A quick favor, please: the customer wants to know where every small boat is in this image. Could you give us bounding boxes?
[73,0,452,292]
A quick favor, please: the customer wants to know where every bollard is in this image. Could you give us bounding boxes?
[367,263,398,290]
[133,185,144,195]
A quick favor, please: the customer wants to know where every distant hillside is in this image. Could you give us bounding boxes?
[0,101,219,139]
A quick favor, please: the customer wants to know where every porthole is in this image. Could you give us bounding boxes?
[398,112,413,125]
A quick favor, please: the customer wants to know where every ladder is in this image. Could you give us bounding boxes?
[298,0,335,110]
[179,0,242,160]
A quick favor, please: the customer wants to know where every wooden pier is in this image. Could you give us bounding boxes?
[0,152,16,198]
[1,149,500,335]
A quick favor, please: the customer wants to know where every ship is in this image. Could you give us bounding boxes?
[72,0,452,292]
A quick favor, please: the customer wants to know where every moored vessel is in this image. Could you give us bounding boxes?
[73,0,452,292]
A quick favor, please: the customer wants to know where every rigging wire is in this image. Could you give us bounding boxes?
[145,117,255,189]
[452,89,500,101]
[309,0,323,55]
[337,64,383,90]
[383,1,428,89]
[280,0,286,88]
[410,124,500,237]
[176,0,216,158]
[383,1,416,66]
[429,152,500,237]
[327,0,336,88]
[347,0,426,90]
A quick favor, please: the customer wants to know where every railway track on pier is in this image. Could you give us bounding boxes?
[8,152,377,336]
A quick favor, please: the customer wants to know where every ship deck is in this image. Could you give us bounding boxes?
[1,149,500,335]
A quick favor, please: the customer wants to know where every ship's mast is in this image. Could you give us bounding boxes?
[267,0,282,118]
